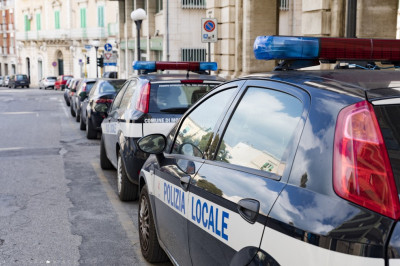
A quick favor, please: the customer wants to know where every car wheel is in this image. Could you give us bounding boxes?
[117,151,138,201]
[139,184,168,263]
[86,116,97,139]
[79,113,86,131]
[100,136,113,170]
[70,104,76,117]
[75,107,80,122]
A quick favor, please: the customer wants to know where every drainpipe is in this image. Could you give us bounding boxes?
[346,0,357,37]
[166,0,170,61]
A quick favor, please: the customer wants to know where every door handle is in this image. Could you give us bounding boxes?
[237,198,260,224]
[180,175,190,191]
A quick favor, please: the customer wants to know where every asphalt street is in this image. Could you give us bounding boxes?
[0,87,166,265]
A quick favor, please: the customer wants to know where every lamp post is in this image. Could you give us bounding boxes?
[91,40,100,78]
[130,8,147,62]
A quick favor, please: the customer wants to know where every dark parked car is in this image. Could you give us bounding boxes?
[80,78,126,139]
[100,61,225,202]
[8,74,29,88]
[102,71,118,79]
[71,78,97,123]
[63,78,75,106]
[135,36,400,265]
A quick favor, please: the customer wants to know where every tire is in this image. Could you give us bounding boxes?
[79,113,86,130]
[86,116,97,139]
[100,136,113,170]
[75,106,80,122]
[70,104,76,117]
[139,184,168,263]
[117,151,138,201]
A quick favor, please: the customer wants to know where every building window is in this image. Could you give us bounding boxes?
[280,0,290,11]
[97,6,104,27]
[156,0,163,12]
[36,13,41,30]
[181,48,206,62]
[181,0,206,9]
[80,8,86,28]
[54,11,60,29]
[24,14,30,31]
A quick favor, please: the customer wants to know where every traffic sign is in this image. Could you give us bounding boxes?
[201,18,218,43]
[103,51,118,66]
[84,45,92,50]
[104,43,112,52]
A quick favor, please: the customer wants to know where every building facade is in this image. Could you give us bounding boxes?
[15,0,119,86]
[114,0,210,79]
[0,0,16,77]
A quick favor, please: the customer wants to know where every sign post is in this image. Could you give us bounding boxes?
[201,18,218,62]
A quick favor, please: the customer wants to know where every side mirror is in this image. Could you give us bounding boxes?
[137,134,167,154]
[79,91,87,101]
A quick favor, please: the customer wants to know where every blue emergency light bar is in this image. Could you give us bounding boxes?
[133,61,218,72]
[254,36,400,62]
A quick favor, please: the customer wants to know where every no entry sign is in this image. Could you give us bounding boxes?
[201,18,218,43]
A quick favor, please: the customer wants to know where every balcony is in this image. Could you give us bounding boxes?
[16,27,110,42]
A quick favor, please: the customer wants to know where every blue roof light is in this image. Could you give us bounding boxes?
[133,61,156,71]
[199,62,218,71]
[254,36,320,60]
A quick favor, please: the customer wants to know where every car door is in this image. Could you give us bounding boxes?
[150,82,244,265]
[102,81,131,167]
[186,80,309,265]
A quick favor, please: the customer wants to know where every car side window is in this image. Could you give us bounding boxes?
[119,79,137,111]
[171,89,234,158]
[215,87,303,176]
[110,81,130,112]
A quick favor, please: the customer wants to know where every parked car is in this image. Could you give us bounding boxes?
[71,78,97,123]
[135,36,400,265]
[102,71,118,79]
[68,79,82,116]
[80,78,126,139]
[3,76,9,87]
[55,75,73,90]
[39,76,57,90]
[0,76,4,87]
[63,78,75,106]
[8,74,30,88]
[100,61,225,201]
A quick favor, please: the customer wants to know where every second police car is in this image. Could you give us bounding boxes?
[136,36,400,265]
[100,61,225,201]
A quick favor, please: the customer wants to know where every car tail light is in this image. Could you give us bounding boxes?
[136,83,151,113]
[333,100,400,220]
[96,99,113,104]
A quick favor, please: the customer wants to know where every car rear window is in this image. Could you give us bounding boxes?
[148,83,217,114]
[48,77,57,80]
[86,82,96,93]
[374,104,400,194]
[99,80,125,93]
[16,75,27,80]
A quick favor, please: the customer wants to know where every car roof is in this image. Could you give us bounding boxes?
[130,73,226,83]
[243,70,400,100]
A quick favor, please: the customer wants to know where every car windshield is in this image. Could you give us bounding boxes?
[148,83,218,114]
[47,77,57,80]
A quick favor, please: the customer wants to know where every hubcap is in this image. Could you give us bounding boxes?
[139,195,150,251]
[117,156,122,194]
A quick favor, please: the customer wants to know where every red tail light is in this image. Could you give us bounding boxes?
[95,99,113,104]
[136,83,151,113]
[333,100,400,219]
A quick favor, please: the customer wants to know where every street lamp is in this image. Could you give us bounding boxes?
[130,8,147,62]
[91,40,100,78]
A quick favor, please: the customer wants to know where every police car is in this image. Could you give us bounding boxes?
[136,36,400,265]
[100,61,225,201]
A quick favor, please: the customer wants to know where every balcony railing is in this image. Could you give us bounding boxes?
[16,27,110,42]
